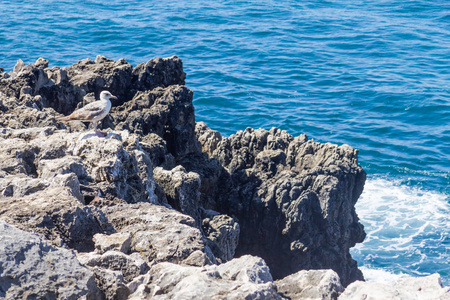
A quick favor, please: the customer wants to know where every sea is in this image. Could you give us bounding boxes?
[0,0,449,286]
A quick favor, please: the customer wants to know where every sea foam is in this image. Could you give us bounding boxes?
[351,177,449,285]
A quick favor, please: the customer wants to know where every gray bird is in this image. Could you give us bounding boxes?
[57,91,117,137]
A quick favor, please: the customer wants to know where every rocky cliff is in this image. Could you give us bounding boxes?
[1,56,447,299]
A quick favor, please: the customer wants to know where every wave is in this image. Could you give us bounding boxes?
[351,177,449,285]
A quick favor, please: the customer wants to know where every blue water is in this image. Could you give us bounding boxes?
[1,0,449,285]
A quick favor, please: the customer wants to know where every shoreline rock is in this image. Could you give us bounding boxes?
[1,56,448,299]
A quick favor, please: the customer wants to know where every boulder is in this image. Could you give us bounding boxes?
[0,220,102,299]
[275,269,344,300]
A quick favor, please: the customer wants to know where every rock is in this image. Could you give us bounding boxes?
[275,269,344,300]
[191,124,366,286]
[77,250,150,283]
[182,249,215,267]
[217,255,273,284]
[0,219,102,299]
[0,127,158,205]
[339,274,450,300]
[93,232,132,254]
[128,255,280,300]
[0,56,371,291]
[196,121,222,156]
[92,267,130,300]
[132,55,186,91]
[102,203,213,265]
[202,212,240,263]
[0,186,112,252]
[112,85,201,159]
[153,165,201,225]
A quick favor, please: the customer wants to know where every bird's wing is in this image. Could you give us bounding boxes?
[68,101,105,121]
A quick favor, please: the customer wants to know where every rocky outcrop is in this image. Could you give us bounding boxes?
[0,55,376,297]
[187,124,366,286]
[0,220,102,299]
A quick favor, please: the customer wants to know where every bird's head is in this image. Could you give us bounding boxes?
[100,91,118,101]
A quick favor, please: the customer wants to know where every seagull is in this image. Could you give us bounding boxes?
[56,91,117,137]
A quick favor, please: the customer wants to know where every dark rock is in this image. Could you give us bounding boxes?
[202,211,240,263]
[132,55,186,92]
[192,124,366,286]
[153,165,202,226]
[112,85,201,159]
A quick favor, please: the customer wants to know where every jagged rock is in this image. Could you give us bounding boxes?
[153,165,201,225]
[128,255,280,300]
[182,249,214,267]
[0,127,158,205]
[112,85,201,158]
[132,55,186,91]
[93,232,132,254]
[92,267,130,300]
[77,250,149,283]
[102,203,214,265]
[339,274,450,300]
[0,220,102,299]
[202,211,240,263]
[191,124,366,286]
[0,56,372,292]
[275,269,344,300]
[0,185,112,252]
[196,121,222,156]
[217,255,273,284]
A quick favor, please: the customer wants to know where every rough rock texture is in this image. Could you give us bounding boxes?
[0,56,374,296]
[275,269,344,300]
[339,274,450,300]
[128,255,280,300]
[77,250,150,283]
[188,124,366,286]
[93,232,132,254]
[202,210,240,263]
[0,220,102,299]
[153,165,202,226]
[101,203,213,265]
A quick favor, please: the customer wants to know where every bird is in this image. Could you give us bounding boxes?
[56,90,117,137]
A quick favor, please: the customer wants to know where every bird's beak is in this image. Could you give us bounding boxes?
[110,95,118,100]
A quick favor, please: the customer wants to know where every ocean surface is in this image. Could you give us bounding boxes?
[1,0,449,285]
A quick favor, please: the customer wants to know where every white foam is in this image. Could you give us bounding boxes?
[359,266,409,284]
[351,177,449,281]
